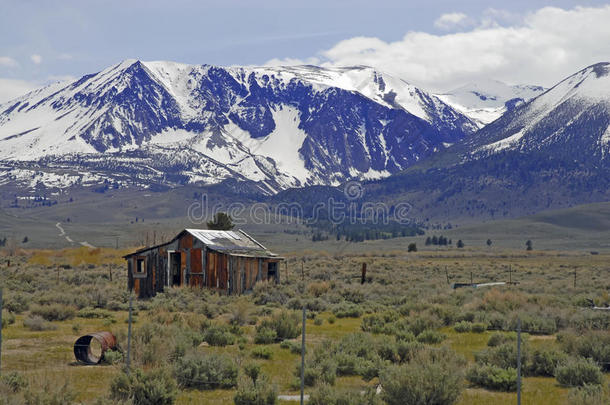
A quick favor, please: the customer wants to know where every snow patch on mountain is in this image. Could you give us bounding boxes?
[437,79,546,127]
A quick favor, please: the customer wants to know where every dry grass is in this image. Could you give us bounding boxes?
[0,248,608,404]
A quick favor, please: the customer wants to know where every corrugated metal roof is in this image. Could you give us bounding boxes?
[124,229,280,258]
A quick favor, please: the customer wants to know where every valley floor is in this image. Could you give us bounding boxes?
[0,248,609,404]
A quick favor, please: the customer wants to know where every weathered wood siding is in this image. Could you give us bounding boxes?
[126,231,280,298]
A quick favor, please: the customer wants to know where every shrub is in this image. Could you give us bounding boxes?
[2,310,15,328]
[313,316,323,326]
[295,357,337,387]
[77,307,113,319]
[396,341,424,363]
[568,384,608,405]
[30,304,76,321]
[526,349,568,377]
[111,368,177,405]
[175,353,238,389]
[280,340,302,355]
[243,363,262,384]
[252,346,273,360]
[559,331,610,371]
[487,332,516,347]
[406,314,442,336]
[332,303,363,318]
[508,313,556,335]
[254,326,277,344]
[471,322,488,333]
[466,364,517,391]
[233,375,277,405]
[23,315,57,331]
[454,321,472,333]
[203,325,236,346]
[23,381,76,405]
[327,315,336,324]
[309,383,381,405]
[1,371,28,393]
[475,343,525,370]
[103,349,124,365]
[416,329,446,344]
[380,347,465,405]
[5,294,29,313]
[555,358,603,387]
[257,310,300,341]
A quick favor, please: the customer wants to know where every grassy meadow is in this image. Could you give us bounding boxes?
[0,246,609,404]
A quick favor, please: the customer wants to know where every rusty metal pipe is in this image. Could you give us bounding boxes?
[74,332,117,365]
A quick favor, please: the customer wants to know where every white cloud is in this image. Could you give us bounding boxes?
[263,56,321,67]
[30,54,43,64]
[0,56,18,67]
[57,53,73,60]
[0,78,39,103]
[269,5,610,92]
[434,12,473,30]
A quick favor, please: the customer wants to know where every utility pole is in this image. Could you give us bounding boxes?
[361,263,367,284]
[126,293,133,375]
[517,318,522,405]
[0,287,3,377]
[300,306,306,405]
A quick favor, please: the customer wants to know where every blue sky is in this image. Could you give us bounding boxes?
[1,0,610,101]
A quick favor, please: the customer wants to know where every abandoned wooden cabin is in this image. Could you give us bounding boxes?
[124,229,282,298]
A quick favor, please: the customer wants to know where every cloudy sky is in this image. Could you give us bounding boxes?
[1,0,610,102]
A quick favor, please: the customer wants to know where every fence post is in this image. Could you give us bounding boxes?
[573,269,576,288]
[126,293,133,375]
[517,318,522,405]
[300,306,306,405]
[445,266,450,284]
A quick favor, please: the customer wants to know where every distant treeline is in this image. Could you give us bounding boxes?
[311,221,424,242]
[425,235,452,246]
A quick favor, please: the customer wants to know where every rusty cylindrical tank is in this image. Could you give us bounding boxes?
[73,331,117,365]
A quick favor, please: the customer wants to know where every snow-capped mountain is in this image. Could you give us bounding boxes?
[436,79,545,127]
[467,62,610,161]
[0,60,477,193]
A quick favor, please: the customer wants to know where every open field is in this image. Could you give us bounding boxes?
[1,188,610,253]
[1,246,609,404]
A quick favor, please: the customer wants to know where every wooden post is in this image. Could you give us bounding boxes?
[517,318,522,405]
[56,267,60,283]
[509,265,512,284]
[109,264,113,282]
[445,266,450,284]
[300,306,306,405]
[361,263,367,284]
[573,269,576,288]
[301,260,304,281]
[126,294,133,375]
[470,271,473,285]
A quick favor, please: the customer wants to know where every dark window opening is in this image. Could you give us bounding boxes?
[170,252,181,286]
[136,258,145,274]
[267,262,277,280]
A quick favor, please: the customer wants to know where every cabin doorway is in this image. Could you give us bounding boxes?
[170,252,181,286]
[267,262,278,280]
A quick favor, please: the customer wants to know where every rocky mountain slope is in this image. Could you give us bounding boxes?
[0,60,477,193]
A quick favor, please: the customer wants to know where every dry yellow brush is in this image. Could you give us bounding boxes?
[0,249,609,405]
